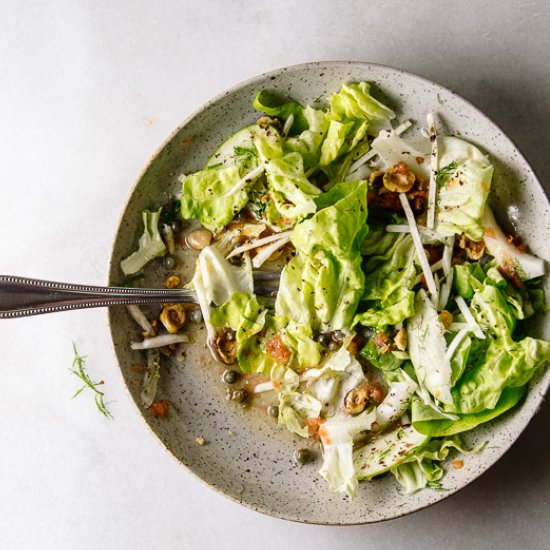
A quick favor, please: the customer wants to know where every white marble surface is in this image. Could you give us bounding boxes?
[1,1,549,548]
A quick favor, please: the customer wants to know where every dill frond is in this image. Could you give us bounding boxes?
[70,343,113,420]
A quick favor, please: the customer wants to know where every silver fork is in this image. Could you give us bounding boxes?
[0,273,280,319]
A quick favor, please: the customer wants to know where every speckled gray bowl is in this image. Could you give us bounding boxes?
[108,61,550,524]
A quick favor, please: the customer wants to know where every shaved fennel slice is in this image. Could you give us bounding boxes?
[375,380,417,427]
[426,113,439,229]
[399,193,438,297]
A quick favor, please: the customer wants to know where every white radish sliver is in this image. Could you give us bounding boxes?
[226,230,293,259]
[131,333,189,350]
[252,235,292,268]
[455,295,485,339]
[399,193,438,297]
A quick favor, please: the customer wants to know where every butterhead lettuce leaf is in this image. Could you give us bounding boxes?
[275,181,369,332]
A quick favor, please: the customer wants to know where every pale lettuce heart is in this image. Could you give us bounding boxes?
[318,408,377,498]
[435,136,494,241]
[120,208,166,275]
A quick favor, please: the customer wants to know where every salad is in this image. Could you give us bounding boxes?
[121,81,550,499]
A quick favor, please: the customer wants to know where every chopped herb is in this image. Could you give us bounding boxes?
[436,161,458,187]
[70,343,113,419]
[207,162,223,170]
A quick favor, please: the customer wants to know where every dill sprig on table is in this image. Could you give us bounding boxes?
[70,343,113,420]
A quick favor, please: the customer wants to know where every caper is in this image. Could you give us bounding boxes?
[163,255,176,270]
[222,369,239,385]
[267,405,279,418]
[316,333,330,347]
[232,388,248,403]
[294,448,311,465]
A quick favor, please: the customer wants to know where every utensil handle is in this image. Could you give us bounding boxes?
[0,275,197,318]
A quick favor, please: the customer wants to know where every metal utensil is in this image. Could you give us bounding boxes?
[0,272,280,318]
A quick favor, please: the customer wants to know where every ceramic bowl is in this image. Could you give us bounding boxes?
[108,61,550,524]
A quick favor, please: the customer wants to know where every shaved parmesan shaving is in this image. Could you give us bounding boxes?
[131,333,189,350]
[426,113,438,229]
[348,119,412,174]
[445,328,470,361]
[455,295,486,339]
[226,230,293,259]
[252,234,292,268]
[399,193,438,297]
[253,381,275,394]
[282,114,294,138]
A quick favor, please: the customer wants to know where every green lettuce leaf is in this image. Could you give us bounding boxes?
[391,436,479,493]
[355,229,417,330]
[275,181,368,332]
[319,81,395,168]
[209,291,269,373]
[412,386,526,436]
[254,127,321,227]
[253,90,308,133]
[360,336,404,371]
[121,208,166,275]
[435,136,494,241]
[180,165,258,231]
[278,320,322,369]
[451,336,550,414]
[283,106,329,171]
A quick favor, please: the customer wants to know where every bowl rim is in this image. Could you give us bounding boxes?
[107,59,550,525]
